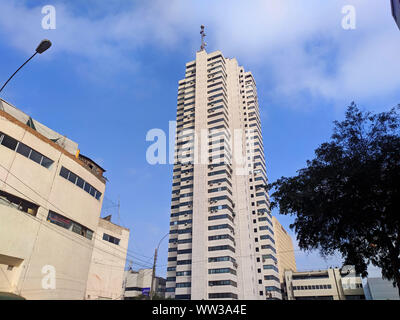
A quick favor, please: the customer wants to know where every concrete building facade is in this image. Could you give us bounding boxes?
[85,216,130,300]
[364,277,400,300]
[0,99,106,299]
[166,50,281,300]
[284,267,365,300]
[272,217,296,295]
[124,269,166,299]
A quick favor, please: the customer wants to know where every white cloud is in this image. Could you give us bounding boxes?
[0,0,399,107]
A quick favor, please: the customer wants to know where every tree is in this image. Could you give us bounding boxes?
[269,103,400,295]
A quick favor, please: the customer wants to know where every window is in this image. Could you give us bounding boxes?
[209,280,237,287]
[176,282,191,288]
[264,275,279,282]
[208,224,234,233]
[208,234,235,242]
[208,256,236,263]
[0,189,39,216]
[0,132,54,168]
[29,149,43,165]
[103,233,120,245]
[68,171,78,184]
[208,268,236,275]
[263,265,279,272]
[1,134,18,150]
[60,166,69,179]
[16,143,30,157]
[59,166,102,200]
[208,245,235,252]
[76,177,85,188]
[265,286,281,293]
[41,157,53,169]
[175,294,191,300]
[209,293,238,299]
[47,210,93,240]
[177,249,192,254]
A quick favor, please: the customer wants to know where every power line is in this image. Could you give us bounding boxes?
[1,170,339,275]
[0,161,345,286]
[0,176,153,269]
[0,163,152,261]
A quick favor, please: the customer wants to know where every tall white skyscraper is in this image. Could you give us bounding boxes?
[166,48,281,300]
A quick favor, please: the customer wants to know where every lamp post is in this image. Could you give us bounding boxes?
[0,39,52,94]
[150,232,169,300]
[392,0,400,31]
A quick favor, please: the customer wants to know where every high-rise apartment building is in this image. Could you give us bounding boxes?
[166,49,281,300]
[272,216,296,296]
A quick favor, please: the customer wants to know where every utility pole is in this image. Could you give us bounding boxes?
[150,247,158,300]
[150,232,169,300]
[117,196,121,226]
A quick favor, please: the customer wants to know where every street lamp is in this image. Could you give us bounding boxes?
[0,39,52,94]
[392,0,400,31]
[150,232,169,300]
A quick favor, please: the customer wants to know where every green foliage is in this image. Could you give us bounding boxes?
[269,103,400,292]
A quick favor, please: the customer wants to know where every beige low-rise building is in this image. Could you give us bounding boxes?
[0,99,106,299]
[123,268,166,299]
[85,215,130,300]
[284,266,365,300]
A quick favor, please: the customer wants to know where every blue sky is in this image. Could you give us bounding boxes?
[1,0,399,278]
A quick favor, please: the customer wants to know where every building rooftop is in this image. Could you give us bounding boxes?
[0,98,106,183]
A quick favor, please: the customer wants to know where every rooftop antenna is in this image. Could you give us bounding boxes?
[200,25,207,51]
[117,196,121,226]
